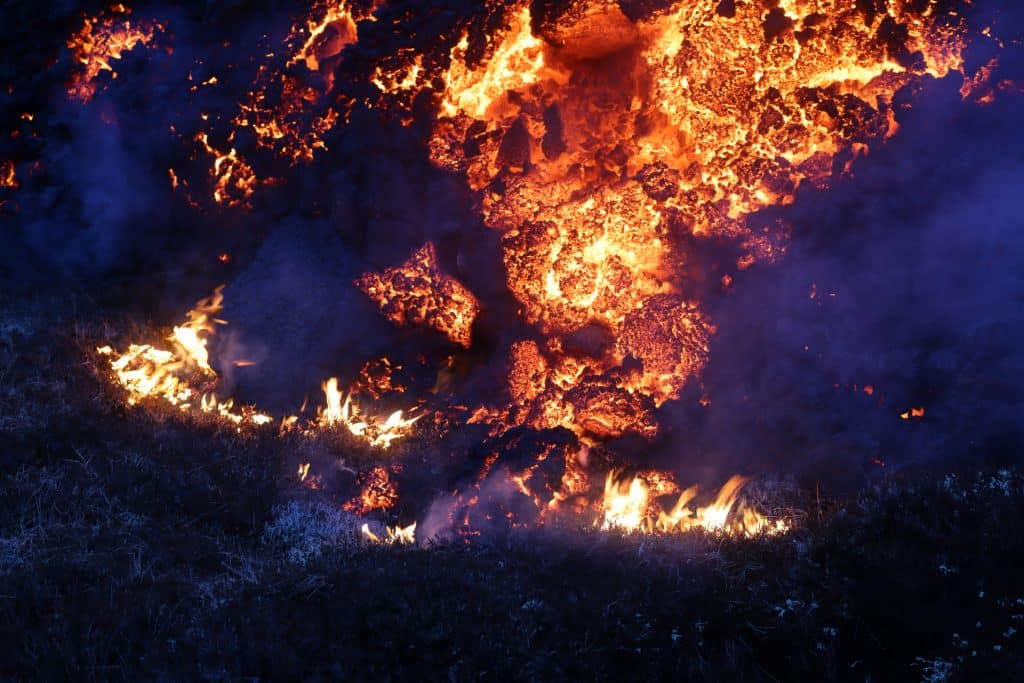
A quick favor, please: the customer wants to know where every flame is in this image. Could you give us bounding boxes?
[319,378,420,448]
[361,521,416,545]
[601,472,786,537]
[98,291,418,448]
[356,243,481,348]
[98,287,270,426]
[66,4,165,103]
[901,407,926,420]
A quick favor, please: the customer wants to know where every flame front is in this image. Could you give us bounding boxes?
[601,472,786,537]
[361,521,416,545]
[97,287,270,426]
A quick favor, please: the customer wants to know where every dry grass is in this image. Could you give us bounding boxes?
[0,294,1022,681]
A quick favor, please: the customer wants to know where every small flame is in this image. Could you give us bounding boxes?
[98,287,271,427]
[600,472,787,537]
[319,378,420,449]
[361,521,416,545]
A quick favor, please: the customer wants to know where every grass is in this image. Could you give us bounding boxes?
[0,294,1022,682]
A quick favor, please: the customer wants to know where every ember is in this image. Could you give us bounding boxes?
[66,4,165,103]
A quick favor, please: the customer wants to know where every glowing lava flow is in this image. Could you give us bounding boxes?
[199,0,378,205]
[66,4,166,103]
[429,0,972,441]
[355,243,481,348]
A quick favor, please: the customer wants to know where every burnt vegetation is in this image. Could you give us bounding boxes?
[0,297,1021,681]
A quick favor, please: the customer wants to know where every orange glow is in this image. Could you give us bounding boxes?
[601,472,787,537]
[66,5,165,103]
[901,407,926,420]
[356,243,481,348]
[0,161,17,189]
[429,0,969,440]
[319,377,420,448]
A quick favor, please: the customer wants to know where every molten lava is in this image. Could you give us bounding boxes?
[66,4,165,103]
[356,242,481,349]
[428,0,970,440]
[87,0,1000,542]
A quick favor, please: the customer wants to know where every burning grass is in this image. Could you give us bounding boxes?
[1,294,1023,680]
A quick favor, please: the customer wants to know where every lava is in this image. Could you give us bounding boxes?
[429,0,970,439]
[356,243,481,349]
[66,4,165,103]
[84,0,1002,542]
[0,161,17,189]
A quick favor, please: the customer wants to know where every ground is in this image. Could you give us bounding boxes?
[1,294,1022,682]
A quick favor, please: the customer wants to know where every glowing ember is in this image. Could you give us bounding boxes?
[319,378,420,449]
[901,407,927,420]
[344,466,400,515]
[196,133,258,208]
[1,161,18,189]
[601,472,787,537]
[356,243,481,348]
[66,4,165,103]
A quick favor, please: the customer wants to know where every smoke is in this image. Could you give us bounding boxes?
[659,74,1024,488]
[3,0,1023,523]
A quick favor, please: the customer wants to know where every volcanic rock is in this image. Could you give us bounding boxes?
[531,0,639,60]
